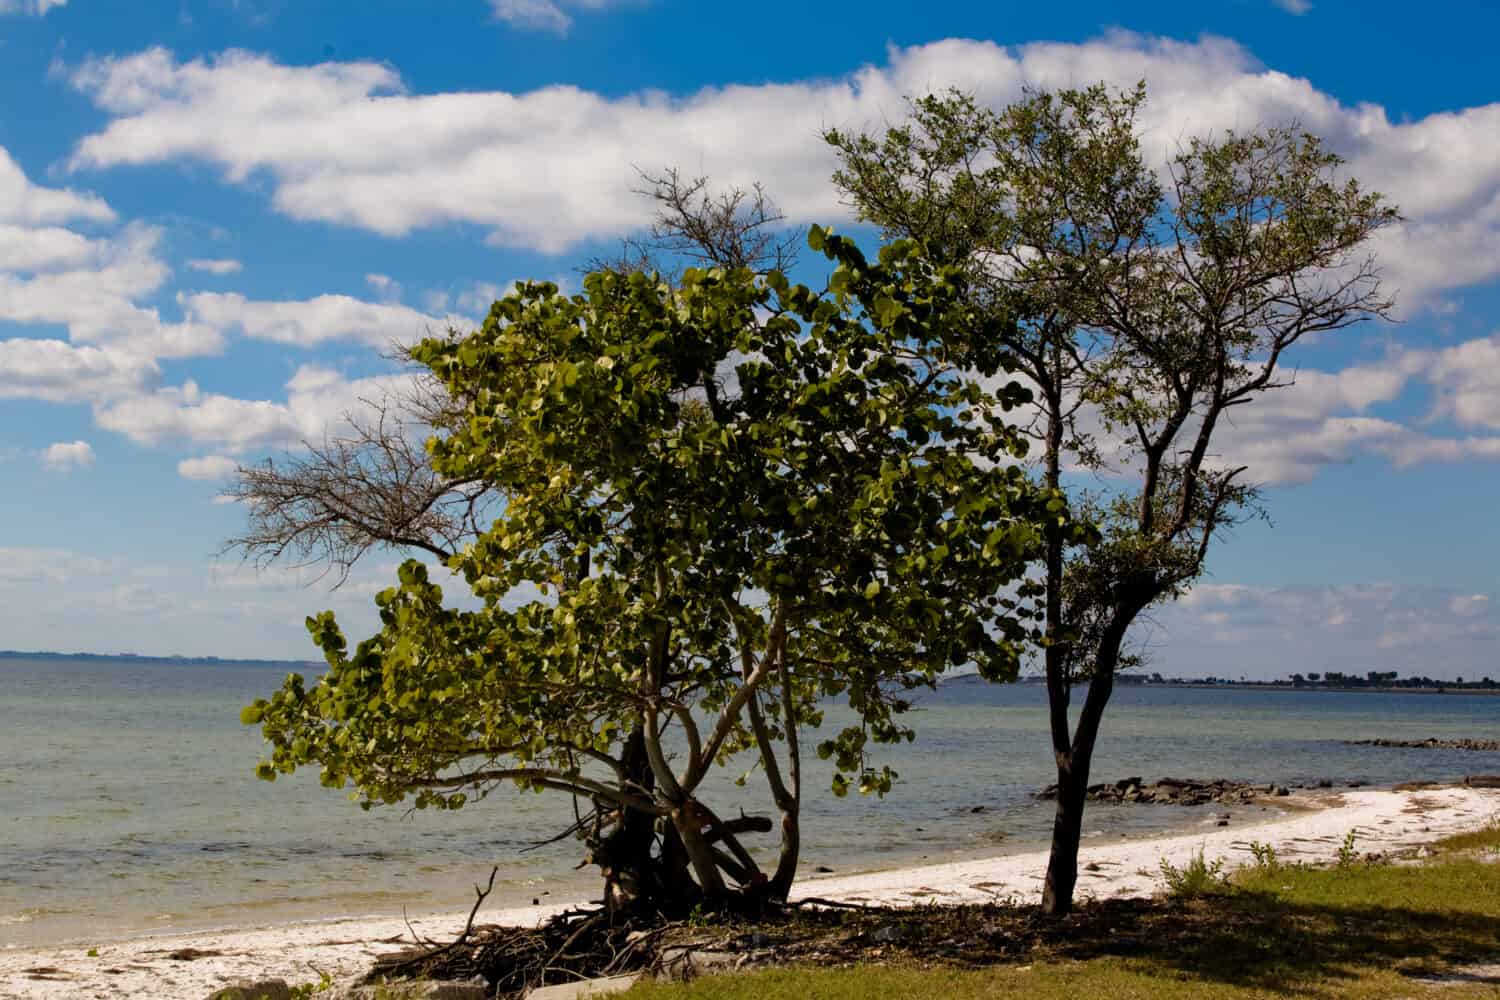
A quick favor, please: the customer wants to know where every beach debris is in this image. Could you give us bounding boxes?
[1350,738,1500,751]
[420,979,491,999]
[21,965,73,982]
[656,946,745,982]
[337,979,492,999]
[206,978,291,1000]
[527,973,642,998]
[1036,777,1276,807]
[1465,774,1500,788]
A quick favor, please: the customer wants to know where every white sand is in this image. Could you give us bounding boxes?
[3,785,1495,999]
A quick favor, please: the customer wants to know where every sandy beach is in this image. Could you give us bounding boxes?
[3,784,1494,1000]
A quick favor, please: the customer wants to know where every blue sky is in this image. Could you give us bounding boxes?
[2,0,1498,678]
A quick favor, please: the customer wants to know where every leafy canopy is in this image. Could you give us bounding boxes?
[244,231,1049,823]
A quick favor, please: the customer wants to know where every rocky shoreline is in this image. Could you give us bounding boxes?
[1349,738,1500,751]
[1036,776,1291,806]
[1038,773,1500,806]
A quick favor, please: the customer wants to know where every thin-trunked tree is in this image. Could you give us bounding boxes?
[828,83,1396,914]
[243,232,1047,914]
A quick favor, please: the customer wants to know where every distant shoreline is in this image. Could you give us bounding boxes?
[944,674,1500,696]
[1144,681,1500,697]
[0,650,318,668]
[8,652,1493,691]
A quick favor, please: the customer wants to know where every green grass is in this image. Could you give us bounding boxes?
[1432,815,1500,854]
[627,855,1500,1000]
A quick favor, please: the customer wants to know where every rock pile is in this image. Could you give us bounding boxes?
[1036,776,1289,806]
[1349,738,1500,752]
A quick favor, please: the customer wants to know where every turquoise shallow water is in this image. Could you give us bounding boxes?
[2,657,1496,948]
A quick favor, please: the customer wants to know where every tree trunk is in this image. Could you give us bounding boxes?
[767,805,800,901]
[767,644,802,902]
[1040,753,1088,915]
[674,801,728,898]
[1040,608,1128,916]
[597,726,662,916]
[1039,377,1080,916]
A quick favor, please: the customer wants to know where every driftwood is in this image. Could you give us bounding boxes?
[366,905,669,997]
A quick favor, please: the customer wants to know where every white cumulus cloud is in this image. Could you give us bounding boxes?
[0,145,223,395]
[95,365,419,453]
[39,439,95,472]
[0,147,113,227]
[489,0,628,34]
[177,454,240,480]
[0,338,158,402]
[57,35,1500,309]
[0,223,104,272]
[179,291,456,349]
[0,220,224,361]
[1159,581,1500,678]
[0,0,68,13]
[185,257,243,275]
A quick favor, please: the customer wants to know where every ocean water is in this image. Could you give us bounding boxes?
[2,656,1497,949]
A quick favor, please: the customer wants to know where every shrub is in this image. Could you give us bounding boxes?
[1247,840,1280,873]
[1158,848,1231,899]
[1337,829,1360,869]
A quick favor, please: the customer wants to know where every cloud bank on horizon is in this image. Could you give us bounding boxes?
[1,10,1496,669]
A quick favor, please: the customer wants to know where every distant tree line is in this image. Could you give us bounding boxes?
[1291,671,1496,690]
[1139,671,1497,690]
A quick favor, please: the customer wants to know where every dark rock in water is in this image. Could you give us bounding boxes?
[1465,774,1500,788]
[1350,738,1500,752]
[813,865,834,873]
[1036,777,1274,807]
[1316,779,1334,789]
[1274,786,1291,796]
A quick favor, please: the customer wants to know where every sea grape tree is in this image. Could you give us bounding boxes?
[244,231,1048,912]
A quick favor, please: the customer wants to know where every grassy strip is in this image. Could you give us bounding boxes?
[1432,815,1500,854]
[628,852,1500,999]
